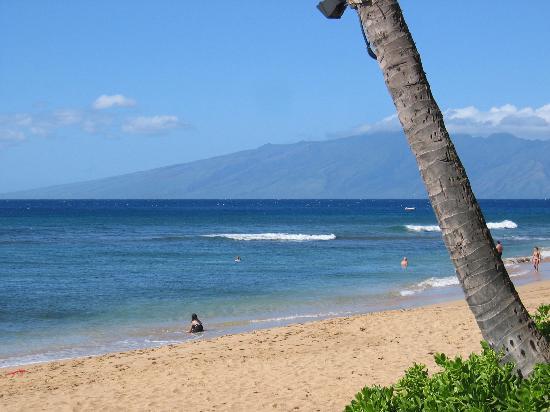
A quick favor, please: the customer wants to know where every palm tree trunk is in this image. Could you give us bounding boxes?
[349,0,550,376]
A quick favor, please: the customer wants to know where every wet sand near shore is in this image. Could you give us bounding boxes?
[1,270,548,411]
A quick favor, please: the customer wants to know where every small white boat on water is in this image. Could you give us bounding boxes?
[404,207,415,211]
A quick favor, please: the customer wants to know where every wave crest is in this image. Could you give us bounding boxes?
[203,233,336,242]
[486,220,518,229]
[405,225,441,232]
[400,276,459,296]
[405,220,517,232]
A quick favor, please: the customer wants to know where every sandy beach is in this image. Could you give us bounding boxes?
[1,274,549,412]
[2,0,550,408]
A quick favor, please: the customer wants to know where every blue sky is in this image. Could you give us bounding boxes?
[1,0,549,192]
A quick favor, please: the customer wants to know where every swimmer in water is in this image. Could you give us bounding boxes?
[401,256,408,269]
[532,247,542,272]
[188,313,204,333]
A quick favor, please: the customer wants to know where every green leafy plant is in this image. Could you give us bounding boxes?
[346,304,550,411]
[532,304,550,339]
[345,304,550,411]
[345,342,550,412]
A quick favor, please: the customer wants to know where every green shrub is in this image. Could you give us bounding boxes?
[346,305,550,411]
[345,342,550,412]
[532,304,550,339]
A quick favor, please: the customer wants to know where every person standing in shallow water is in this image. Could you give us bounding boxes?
[496,241,503,258]
[400,257,408,269]
[532,247,542,272]
[188,313,203,333]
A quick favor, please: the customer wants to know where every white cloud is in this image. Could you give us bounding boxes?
[349,114,401,135]
[0,109,188,146]
[346,104,550,139]
[92,94,136,110]
[122,115,185,134]
[444,104,550,138]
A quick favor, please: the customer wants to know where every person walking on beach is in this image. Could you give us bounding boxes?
[532,247,542,272]
[188,313,204,333]
[401,256,408,269]
[496,241,503,258]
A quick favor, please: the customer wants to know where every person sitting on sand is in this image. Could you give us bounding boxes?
[188,313,204,333]
[496,241,503,257]
[401,256,408,269]
[532,247,542,272]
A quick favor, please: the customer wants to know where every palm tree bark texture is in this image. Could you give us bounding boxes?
[347,0,549,376]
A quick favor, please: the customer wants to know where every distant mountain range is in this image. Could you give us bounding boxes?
[3,132,550,199]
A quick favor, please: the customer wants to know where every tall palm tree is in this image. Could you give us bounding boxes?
[346,0,549,376]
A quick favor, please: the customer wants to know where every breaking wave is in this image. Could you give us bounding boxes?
[399,276,459,296]
[405,220,517,233]
[203,233,336,242]
[487,220,518,229]
[405,225,441,232]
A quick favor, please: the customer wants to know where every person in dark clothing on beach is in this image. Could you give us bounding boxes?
[496,241,503,258]
[188,313,204,333]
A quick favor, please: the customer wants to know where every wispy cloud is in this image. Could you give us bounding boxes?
[0,115,28,148]
[0,110,87,141]
[0,103,188,147]
[53,109,82,125]
[122,115,186,134]
[0,128,25,142]
[342,104,550,140]
[92,94,136,110]
[346,114,401,136]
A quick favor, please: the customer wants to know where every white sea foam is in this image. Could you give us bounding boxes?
[405,220,517,233]
[405,225,441,232]
[511,269,531,278]
[541,248,550,259]
[250,311,349,324]
[486,220,518,229]
[400,276,459,296]
[203,233,336,241]
[417,276,459,288]
[509,236,550,241]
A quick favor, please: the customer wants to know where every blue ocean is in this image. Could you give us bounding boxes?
[1,199,549,368]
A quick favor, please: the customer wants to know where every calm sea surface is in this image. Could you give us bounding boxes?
[1,199,549,367]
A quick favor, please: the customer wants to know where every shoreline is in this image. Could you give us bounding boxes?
[1,258,548,370]
[2,270,549,411]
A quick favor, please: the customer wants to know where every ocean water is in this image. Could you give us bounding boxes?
[1,199,549,368]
